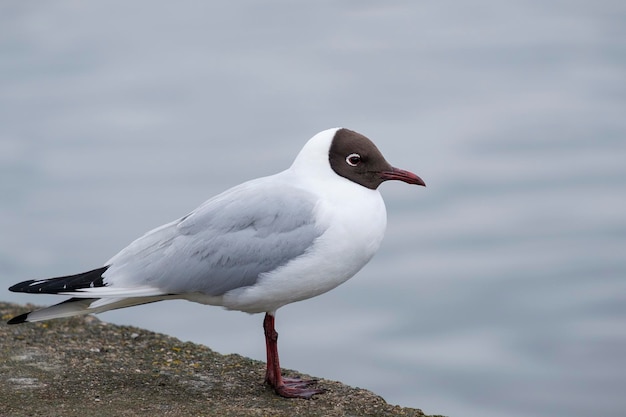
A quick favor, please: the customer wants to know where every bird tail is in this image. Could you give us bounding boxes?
[7,266,173,324]
[7,295,171,324]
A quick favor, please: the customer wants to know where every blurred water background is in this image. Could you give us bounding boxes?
[1,2,625,416]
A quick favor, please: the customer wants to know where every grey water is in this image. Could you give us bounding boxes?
[1,2,625,416]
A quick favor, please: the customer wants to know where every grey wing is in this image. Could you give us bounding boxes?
[104,179,323,296]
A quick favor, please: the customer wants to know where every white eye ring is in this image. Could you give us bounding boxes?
[346,153,361,167]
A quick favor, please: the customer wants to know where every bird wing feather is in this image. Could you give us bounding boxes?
[98,177,324,297]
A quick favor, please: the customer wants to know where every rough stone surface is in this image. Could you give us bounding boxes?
[0,302,443,417]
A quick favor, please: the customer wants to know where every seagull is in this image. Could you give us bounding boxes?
[7,127,425,398]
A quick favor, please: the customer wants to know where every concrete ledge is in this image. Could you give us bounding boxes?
[1,302,442,417]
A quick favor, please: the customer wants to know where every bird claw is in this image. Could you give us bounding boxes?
[271,377,325,399]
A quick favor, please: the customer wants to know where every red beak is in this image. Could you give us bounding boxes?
[380,167,426,186]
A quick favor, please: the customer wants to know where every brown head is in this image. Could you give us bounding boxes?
[328,128,425,190]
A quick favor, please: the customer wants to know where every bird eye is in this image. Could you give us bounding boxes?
[346,153,361,167]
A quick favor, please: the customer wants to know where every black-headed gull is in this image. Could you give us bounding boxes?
[8,127,425,398]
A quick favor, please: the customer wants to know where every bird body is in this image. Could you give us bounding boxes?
[8,127,424,398]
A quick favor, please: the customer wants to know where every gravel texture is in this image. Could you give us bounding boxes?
[0,302,443,417]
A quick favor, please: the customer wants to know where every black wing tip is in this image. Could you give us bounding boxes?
[9,281,36,293]
[7,266,110,295]
[7,312,30,325]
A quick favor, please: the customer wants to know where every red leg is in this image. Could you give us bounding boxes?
[263,312,324,399]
